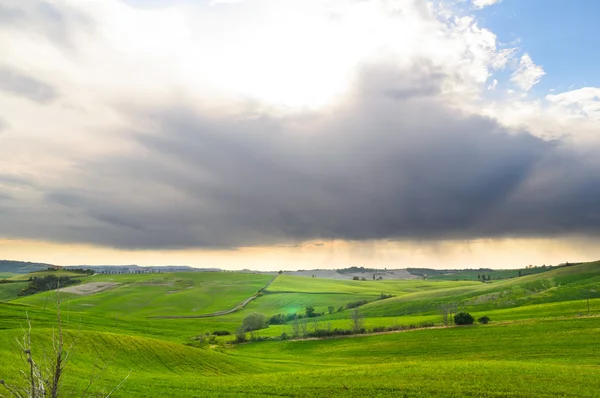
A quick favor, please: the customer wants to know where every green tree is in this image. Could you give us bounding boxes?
[242,313,267,332]
[454,312,474,325]
[349,308,364,333]
[327,305,335,315]
[305,306,315,318]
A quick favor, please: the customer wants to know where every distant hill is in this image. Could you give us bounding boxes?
[407,262,582,281]
[63,264,222,273]
[0,260,54,274]
[1,260,221,275]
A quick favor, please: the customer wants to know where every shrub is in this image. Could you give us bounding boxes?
[268,314,285,325]
[477,315,491,324]
[305,328,353,338]
[454,312,475,325]
[280,332,289,340]
[190,334,217,347]
[212,330,231,336]
[235,327,247,343]
[346,300,369,309]
[352,276,360,281]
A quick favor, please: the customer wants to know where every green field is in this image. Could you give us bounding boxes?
[14,272,273,317]
[0,281,27,301]
[1,262,599,397]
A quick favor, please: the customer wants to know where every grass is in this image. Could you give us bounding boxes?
[14,272,273,317]
[1,318,600,397]
[0,282,27,301]
[1,262,599,396]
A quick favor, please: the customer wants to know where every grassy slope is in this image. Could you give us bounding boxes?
[0,282,27,301]
[14,272,273,317]
[351,261,600,318]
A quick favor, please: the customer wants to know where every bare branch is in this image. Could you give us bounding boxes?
[104,370,132,398]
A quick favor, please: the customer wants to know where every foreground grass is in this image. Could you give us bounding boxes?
[120,360,600,397]
[1,317,600,397]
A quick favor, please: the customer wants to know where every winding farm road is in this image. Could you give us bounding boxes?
[149,274,279,319]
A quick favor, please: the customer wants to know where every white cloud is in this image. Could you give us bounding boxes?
[511,53,545,91]
[487,79,498,90]
[472,0,502,9]
[546,87,600,119]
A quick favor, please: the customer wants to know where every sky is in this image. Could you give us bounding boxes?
[1,0,600,270]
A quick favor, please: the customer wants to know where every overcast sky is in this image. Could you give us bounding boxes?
[1,0,600,270]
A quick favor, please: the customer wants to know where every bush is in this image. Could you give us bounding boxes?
[346,300,369,309]
[305,328,353,338]
[268,313,285,325]
[454,312,475,325]
[188,334,217,348]
[280,332,289,340]
[212,330,231,336]
[235,327,247,343]
[477,316,491,324]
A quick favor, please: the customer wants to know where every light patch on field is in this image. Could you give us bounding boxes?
[60,282,119,295]
[287,269,419,280]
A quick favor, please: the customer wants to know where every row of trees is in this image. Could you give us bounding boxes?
[267,295,394,325]
[18,275,78,297]
[236,308,368,342]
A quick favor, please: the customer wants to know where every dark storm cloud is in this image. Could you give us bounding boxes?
[1,64,600,249]
[0,66,58,103]
[0,3,26,23]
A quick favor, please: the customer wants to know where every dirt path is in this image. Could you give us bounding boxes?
[60,282,119,295]
[150,274,279,319]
